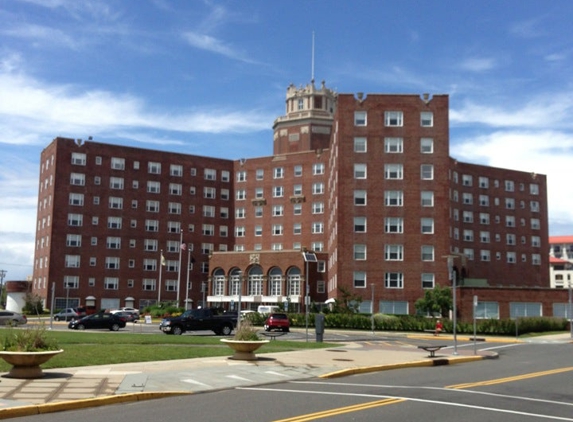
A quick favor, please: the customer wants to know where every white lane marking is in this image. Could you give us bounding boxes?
[479,343,523,351]
[266,371,291,377]
[292,381,573,408]
[227,375,252,381]
[182,379,210,386]
[238,386,573,421]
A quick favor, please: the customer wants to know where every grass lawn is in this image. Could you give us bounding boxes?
[0,329,336,371]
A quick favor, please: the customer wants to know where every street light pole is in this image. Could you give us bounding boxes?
[371,283,375,335]
[236,271,242,332]
[0,270,6,308]
[444,255,459,355]
[568,281,573,340]
[302,250,317,343]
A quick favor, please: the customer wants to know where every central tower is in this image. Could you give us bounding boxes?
[272,80,336,155]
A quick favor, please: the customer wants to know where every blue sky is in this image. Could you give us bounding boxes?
[1,0,573,281]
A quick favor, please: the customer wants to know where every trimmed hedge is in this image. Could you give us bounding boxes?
[252,312,568,336]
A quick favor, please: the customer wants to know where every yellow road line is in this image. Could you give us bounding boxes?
[273,398,406,422]
[447,367,573,389]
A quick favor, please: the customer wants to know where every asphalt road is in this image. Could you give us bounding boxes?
[14,340,573,422]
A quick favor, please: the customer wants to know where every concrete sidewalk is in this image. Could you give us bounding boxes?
[0,332,567,419]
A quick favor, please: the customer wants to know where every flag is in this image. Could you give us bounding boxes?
[180,243,187,251]
[161,254,166,266]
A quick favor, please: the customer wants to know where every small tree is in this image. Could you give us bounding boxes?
[22,292,45,315]
[337,286,363,314]
[415,285,452,318]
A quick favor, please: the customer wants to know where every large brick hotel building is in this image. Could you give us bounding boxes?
[33,80,566,320]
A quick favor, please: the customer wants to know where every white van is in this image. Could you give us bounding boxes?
[257,305,280,314]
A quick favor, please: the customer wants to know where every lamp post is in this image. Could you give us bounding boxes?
[302,250,317,342]
[236,271,242,332]
[567,281,573,340]
[0,270,6,308]
[371,283,375,335]
[444,255,459,355]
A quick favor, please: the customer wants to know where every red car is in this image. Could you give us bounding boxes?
[264,313,290,332]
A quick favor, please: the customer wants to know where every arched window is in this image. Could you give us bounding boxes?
[287,267,301,296]
[248,266,263,296]
[229,268,242,295]
[268,267,282,296]
[212,268,225,296]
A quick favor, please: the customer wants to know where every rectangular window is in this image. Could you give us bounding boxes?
[420,111,433,127]
[204,187,216,199]
[272,205,284,216]
[384,190,403,206]
[421,273,434,289]
[421,164,434,180]
[312,182,324,195]
[385,111,403,126]
[169,183,182,195]
[384,137,403,153]
[385,272,403,288]
[146,200,159,212]
[354,217,366,233]
[147,181,160,193]
[70,173,86,186]
[354,190,367,206]
[69,193,84,206]
[313,163,325,175]
[353,271,366,288]
[111,157,125,170]
[384,164,403,179]
[294,165,303,177]
[354,244,366,261]
[420,138,433,153]
[421,218,434,234]
[273,167,284,178]
[421,245,434,261]
[421,191,434,207]
[311,222,324,234]
[354,137,367,152]
[273,186,284,197]
[204,169,216,180]
[354,111,367,126]
[385,217,403,233]
[71,152,86,165]
[385,244,403,261]
[354,164,366,179]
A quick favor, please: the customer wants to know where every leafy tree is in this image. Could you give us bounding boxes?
[415,285,452,318]
[337,286,363,314]
[23,292,45,315]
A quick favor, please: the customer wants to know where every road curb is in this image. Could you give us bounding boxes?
[320,354,492,379]
[0,392,190,420]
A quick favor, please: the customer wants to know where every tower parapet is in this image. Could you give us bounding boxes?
[273,80,336,155]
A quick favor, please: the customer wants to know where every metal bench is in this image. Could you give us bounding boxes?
[260,331,287,341]
[418,345,447,357]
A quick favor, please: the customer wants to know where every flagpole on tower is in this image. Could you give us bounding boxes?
[177,229,184,307]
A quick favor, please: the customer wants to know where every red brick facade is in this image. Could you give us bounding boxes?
[32,81,558,321]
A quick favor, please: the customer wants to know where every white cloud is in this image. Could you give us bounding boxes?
[459,57,497,72]
[0,69,272,147]
[182,31,257,64]
[451,93,573,129]
[1,23,79,49]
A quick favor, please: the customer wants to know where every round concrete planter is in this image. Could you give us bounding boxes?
[0,350,64,379]
[220,339,269,361]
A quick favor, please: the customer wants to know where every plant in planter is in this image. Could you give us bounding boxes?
[220,319,269,360]
[0,324,63,379]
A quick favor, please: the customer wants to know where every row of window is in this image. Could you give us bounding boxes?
[455,174,540,195]
[353,111,434,127]
[353,163,433,180]
[353,137,434,153]
[352,244,542,263]
[236,163,325,181]
[453,192,541,210]
[71,153,229,181]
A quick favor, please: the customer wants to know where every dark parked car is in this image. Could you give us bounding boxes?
[114,311,139,322]
[0,311,27,326]
[264,313,290,332]
[68,312,127,331]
